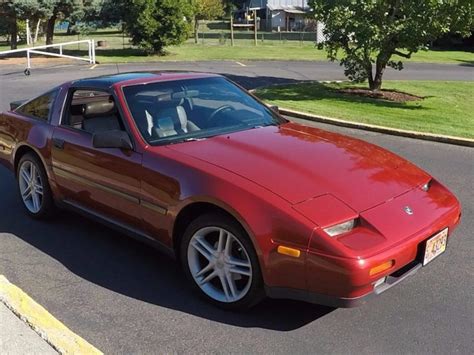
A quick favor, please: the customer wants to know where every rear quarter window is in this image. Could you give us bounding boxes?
[16,90,58,121]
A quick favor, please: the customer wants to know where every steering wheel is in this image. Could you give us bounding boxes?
[208,105,235,124]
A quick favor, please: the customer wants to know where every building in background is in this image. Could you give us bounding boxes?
[240,0,311,32]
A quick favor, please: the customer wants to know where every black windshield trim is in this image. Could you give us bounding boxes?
[123,77,286,146]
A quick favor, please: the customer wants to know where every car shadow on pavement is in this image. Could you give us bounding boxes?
[0,169,334,331]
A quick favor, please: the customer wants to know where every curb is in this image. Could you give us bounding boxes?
[279,107,474,147]
[0,275,102,355]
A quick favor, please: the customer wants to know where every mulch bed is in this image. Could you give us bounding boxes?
[338,88,423,103]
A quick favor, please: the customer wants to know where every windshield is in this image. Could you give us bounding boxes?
[122,77,285,145]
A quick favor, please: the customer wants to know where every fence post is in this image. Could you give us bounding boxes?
[92,40,96,64]
[230,16,234,47]
[26,50,31,69]
[253,10,257,46]
[26,20,31,46]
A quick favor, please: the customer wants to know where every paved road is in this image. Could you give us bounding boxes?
[1,60,473,111]
[0,64,473,353]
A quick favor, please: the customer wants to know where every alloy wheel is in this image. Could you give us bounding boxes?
[187,226,253,303]
[18,160,43,214]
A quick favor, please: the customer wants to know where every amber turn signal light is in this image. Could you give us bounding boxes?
[369,260,394,276]
[277,245,301,258]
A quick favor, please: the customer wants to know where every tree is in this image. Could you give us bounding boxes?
[309,0,472,91]
[41,0,85,45]
[222,0,245,15]
[192,0,224,44]
[96,0,126,27]
[0,0,103,48]
[0,0,46,49]
[0,1,18,49]
[124,0,193,54]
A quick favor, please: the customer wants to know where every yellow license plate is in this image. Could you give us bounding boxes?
[423,228,448,266]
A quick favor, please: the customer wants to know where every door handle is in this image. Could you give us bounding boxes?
[52,138,65,150]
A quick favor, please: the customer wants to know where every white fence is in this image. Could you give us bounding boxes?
[0,40,96,74]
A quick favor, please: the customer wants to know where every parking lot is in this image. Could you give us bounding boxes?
[0,62,473,353]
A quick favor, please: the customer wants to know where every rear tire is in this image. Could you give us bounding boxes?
[180,213,264,310]
[16,153,54,219]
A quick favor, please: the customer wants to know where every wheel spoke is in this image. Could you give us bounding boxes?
[35,184,43,195]
[217,229,227,252]
[228,256,251,277]
[20,168,30,183]
[198,270,217,285]
[229,266,251,277]
[31,192,40,211]
[191,237,215,261]
[228,257,251,269]
[225,272,237,299]
[30,164,36,183]
[219,274,231,300]
[22,186,32,200]
[195,262,214,278]
[224,233,233,257]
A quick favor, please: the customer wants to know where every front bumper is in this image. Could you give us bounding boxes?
[263,179,461,307]
[266,207,461,307]
[266,259,423,308]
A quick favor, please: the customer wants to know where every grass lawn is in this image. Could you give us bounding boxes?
[1,29,473,65]
[94,44,474,65]
[255,81,474,139]
[92,43,330,63]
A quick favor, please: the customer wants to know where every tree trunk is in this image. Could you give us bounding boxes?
[371,72,383,91]
[370,52,389,91]
[366,62,375,91]
[34,19,41,44]
[45,14,57,45]
[67,21,76,35]
[194,18,199,44]
[10,12,18,50]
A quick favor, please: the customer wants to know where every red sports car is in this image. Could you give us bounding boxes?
[0,72,461,309]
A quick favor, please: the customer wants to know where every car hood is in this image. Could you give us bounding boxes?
[168,122,430,212]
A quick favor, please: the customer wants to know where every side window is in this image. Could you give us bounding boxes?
[62,89,124,134]
[17,90,58,121]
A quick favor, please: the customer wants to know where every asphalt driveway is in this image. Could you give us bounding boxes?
[0,60,473,112]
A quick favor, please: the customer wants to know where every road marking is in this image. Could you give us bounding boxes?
[235,61,247,67]
[89,64,98,70]
[0,275,102,355]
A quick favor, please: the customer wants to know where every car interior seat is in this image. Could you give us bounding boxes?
[153,100,200,138]
[82,99,122,134]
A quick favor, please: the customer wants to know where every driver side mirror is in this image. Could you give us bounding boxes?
[269,105,279,113]
[92,130,133,150]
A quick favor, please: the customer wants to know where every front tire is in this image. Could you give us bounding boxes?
[180,213,264,310]
[16,153,54,219]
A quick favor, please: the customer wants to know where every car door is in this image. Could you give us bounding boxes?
[51,88,143,230]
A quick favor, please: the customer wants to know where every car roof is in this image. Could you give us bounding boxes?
[70,71,221,89]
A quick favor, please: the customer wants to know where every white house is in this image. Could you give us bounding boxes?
[243,0,311,32]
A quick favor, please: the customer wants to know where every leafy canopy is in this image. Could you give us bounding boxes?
[123,0,193,54]
[192,0,224,21]
[309,0,472,90]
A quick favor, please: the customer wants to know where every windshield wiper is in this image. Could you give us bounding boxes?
[184,137,207,142]
[250,122,278,129]
[170,137,208,144]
